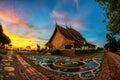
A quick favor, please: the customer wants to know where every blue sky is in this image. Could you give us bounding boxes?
[0,0,107,48]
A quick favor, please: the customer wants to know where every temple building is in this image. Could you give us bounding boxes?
[46,24,95,50]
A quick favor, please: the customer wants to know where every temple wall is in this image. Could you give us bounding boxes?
[51,29,74,49]
[51,30,64,49]
[62,38,74,49]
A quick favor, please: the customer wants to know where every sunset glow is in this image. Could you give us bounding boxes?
[0,0,107,49]
[4,30,41,49]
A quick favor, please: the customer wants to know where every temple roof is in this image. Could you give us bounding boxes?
[46,24,88,45]
[56,24,86,43]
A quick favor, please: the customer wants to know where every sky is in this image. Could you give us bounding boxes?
[0,0,107,49]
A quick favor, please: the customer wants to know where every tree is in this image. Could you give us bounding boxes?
[104,42,110,50]
[26,46,31,50]
[0,24,11,48]
[104,33,117,51]
[36,44,40,52]
[0,24,3,33]
[117,38,120,49]
[96,0,120,35]
[8,44,12,48]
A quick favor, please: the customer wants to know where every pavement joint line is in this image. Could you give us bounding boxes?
[16,55,49,80]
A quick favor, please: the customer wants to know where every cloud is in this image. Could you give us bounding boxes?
[50,10,66,19]
[56,19,86,31]
[2,21,49,44]
[29,35,40,42]
[0,9,41,43]
[2,24,41,47]
[1,17,42,46]
[74,0,79,9]
[0,11,33,29]
[50,9,87,31]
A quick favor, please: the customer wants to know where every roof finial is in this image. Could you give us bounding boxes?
[55,20,58,26]
[70,24,72,28]
[65,23,69,29]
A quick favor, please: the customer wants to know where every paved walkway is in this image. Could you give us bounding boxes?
[94,52,120,80]
[1,51,120,80]
[108,52,120,68]
[94,55,110,80]
[0,50,50,80]
[16,55,49,80]
[0,50,24,80]
[107,52,120,80]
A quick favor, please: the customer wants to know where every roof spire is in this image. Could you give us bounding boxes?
[55,20,58,26]
[70,24,72,28]
[65,23,69,29]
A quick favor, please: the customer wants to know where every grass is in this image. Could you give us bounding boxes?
[51,52,98,60]
[0,49,7,55]
[18,50,98,59]
[0,49,8,62]
[93,52,105,62]
[74,53,98,59]
[17,51,39,55]
[0,55,2,62]
[17,50,101,60]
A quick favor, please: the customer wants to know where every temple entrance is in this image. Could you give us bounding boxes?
[65,45,72,49]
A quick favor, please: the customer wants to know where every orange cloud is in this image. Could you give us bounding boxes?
[0,11,33,28]
[5,31,42,49]
[2,24,42,49]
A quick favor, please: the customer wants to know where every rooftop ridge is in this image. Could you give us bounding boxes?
[55,24,86,43]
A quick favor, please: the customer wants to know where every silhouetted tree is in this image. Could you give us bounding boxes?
[104,34,117,51]
[0,24,11,48]
[26,46,31,50]
[96,0,120,35]
[0,24,3,33]
[8,44,12,47]
[37,44,40,52]
[117,38,120,50]
[104,43,110,50]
